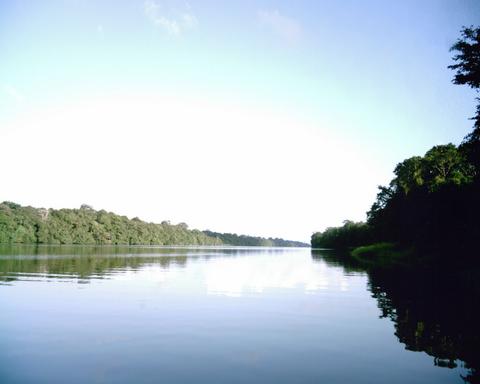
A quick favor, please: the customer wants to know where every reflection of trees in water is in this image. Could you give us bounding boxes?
[368,268,480,383]
[0,245,291,283]
[0,245,217,282]
[311,250,480,384]
[0,253,189,281]
[311,249,366,274]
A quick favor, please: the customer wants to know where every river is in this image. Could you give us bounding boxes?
[0,245,477,383]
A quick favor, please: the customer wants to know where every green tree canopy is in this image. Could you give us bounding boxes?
[449,26,480,169]
[449,26,480,91]
[392,156,424,194]
[423,144,473,189]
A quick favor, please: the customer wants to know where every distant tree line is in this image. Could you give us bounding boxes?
[0,202,306,247]
[0,202,223,245]
[203,230,308,247]
[311,221,372,248]
[312,26,480,261]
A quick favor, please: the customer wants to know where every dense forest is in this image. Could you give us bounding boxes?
[203,230,308,247]
[312,26,480,263]
[0,202,221,245]
[0,201,306,247]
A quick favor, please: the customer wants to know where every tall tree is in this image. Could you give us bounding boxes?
[392,156,425,195]
[422,144,473,189]
[449,27,480,91]
[449,26,480,170]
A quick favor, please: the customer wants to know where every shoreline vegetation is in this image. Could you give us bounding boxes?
[350,243,414,267]
[312,26,480,269]
[0,202,308,247]
[312,241,417,269]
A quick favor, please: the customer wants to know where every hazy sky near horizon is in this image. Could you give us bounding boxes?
[1,1,479,242]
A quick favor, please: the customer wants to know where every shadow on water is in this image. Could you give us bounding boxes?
[312,249,480,384]
[311,248,366,273]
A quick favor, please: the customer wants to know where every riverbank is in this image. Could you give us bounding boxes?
[350,243,416,268]
[350,242,480,271]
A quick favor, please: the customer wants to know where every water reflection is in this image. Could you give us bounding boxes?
[311,248,366,273]
[204,251,358,296]
[0,245,359,297]
[0,245,473,383]
[0,245,291,284]
[312,249,480,384]
[0,246,187,283]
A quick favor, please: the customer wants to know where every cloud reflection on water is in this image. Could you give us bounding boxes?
[203,253,355,297]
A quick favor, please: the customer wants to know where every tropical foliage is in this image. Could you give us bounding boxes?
[204,230,308,247]
[0,202,222,245]
[311,26,480,261]
[311,221,372,249]
[0,202,306,246]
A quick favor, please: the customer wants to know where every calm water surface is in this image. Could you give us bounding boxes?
[0,246,477,383]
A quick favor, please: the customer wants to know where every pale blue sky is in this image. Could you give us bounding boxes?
[1,1,479,241]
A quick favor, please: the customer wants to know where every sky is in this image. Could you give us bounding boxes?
[1,0,479,242]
